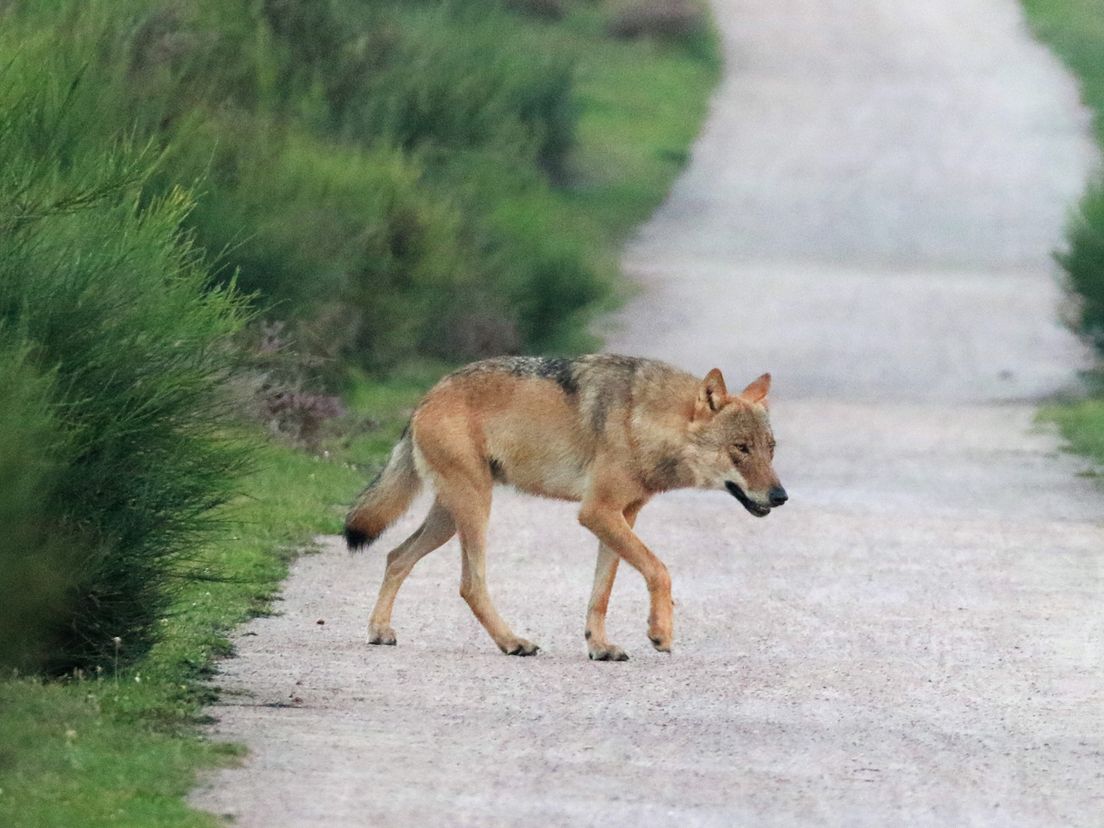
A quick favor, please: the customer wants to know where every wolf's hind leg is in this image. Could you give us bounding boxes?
[368,498,455,645]
[585,500,645,661]
[446,486,539,656]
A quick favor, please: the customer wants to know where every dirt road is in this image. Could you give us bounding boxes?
[192,1,1104,824]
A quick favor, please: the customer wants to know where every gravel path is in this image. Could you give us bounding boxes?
[191,1,1104,824]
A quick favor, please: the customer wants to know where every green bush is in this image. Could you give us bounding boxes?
[162,120,496,368]
[0,345,75,672]
[1022,0,1104,352]
[0,55,251,673]
[337,3,577,173]
[482,196,607,346]
[1059,183,1104,347]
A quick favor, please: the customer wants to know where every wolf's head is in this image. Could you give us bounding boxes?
[684,370,787,517]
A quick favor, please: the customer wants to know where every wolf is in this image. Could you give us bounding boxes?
[344,354,786,661]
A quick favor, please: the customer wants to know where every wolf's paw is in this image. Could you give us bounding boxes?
[588,643,629,662]
[647,611,673,653]
[503,638,540,657]
[367,625,397,646]
[647,630,673,653]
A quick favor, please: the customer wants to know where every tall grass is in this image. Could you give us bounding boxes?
[0,53,251,672]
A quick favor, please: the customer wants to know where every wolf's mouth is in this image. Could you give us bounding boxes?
[725,481,771,517]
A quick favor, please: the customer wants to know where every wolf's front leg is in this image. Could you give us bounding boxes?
[579,500,673,653]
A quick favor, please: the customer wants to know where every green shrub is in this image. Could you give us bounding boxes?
[0,54,251,673]
[1059,183,1104,347]
[161,120,487,367]
[0,345,76,672]
[481,195,608,347]
[1022,1,1104,352]
[334,3,577,174]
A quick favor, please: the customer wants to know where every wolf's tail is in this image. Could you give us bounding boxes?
[344,428,422,550]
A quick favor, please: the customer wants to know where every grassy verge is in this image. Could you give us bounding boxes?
[1023,1,1104,455]
[1041,395,1104,466]
[566,6,717,248]
[0,9,719,828]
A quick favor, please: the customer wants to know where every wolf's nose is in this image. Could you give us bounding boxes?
[768,486,788,507]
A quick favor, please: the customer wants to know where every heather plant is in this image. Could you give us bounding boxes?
[606,0,709,53]
[232,321,348,449]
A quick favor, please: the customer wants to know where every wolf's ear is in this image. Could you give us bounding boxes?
[739,372,771,406]
[695,368,728,418]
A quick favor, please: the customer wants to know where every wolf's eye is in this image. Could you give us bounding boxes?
[733,443,750,455]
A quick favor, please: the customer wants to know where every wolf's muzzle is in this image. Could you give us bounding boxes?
[724,481,772,517]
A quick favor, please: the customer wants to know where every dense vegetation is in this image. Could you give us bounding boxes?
[0,0,715,677]
[0,0,716,823]
[1024,0,1104,345]
[0,441,368,827]
[3,0,620,373]
[0,57,251,673]
[1024,1,1104,467]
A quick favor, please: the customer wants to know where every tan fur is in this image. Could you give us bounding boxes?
[344,354,786,660]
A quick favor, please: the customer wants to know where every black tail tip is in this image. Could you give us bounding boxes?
[343,525,378,551]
